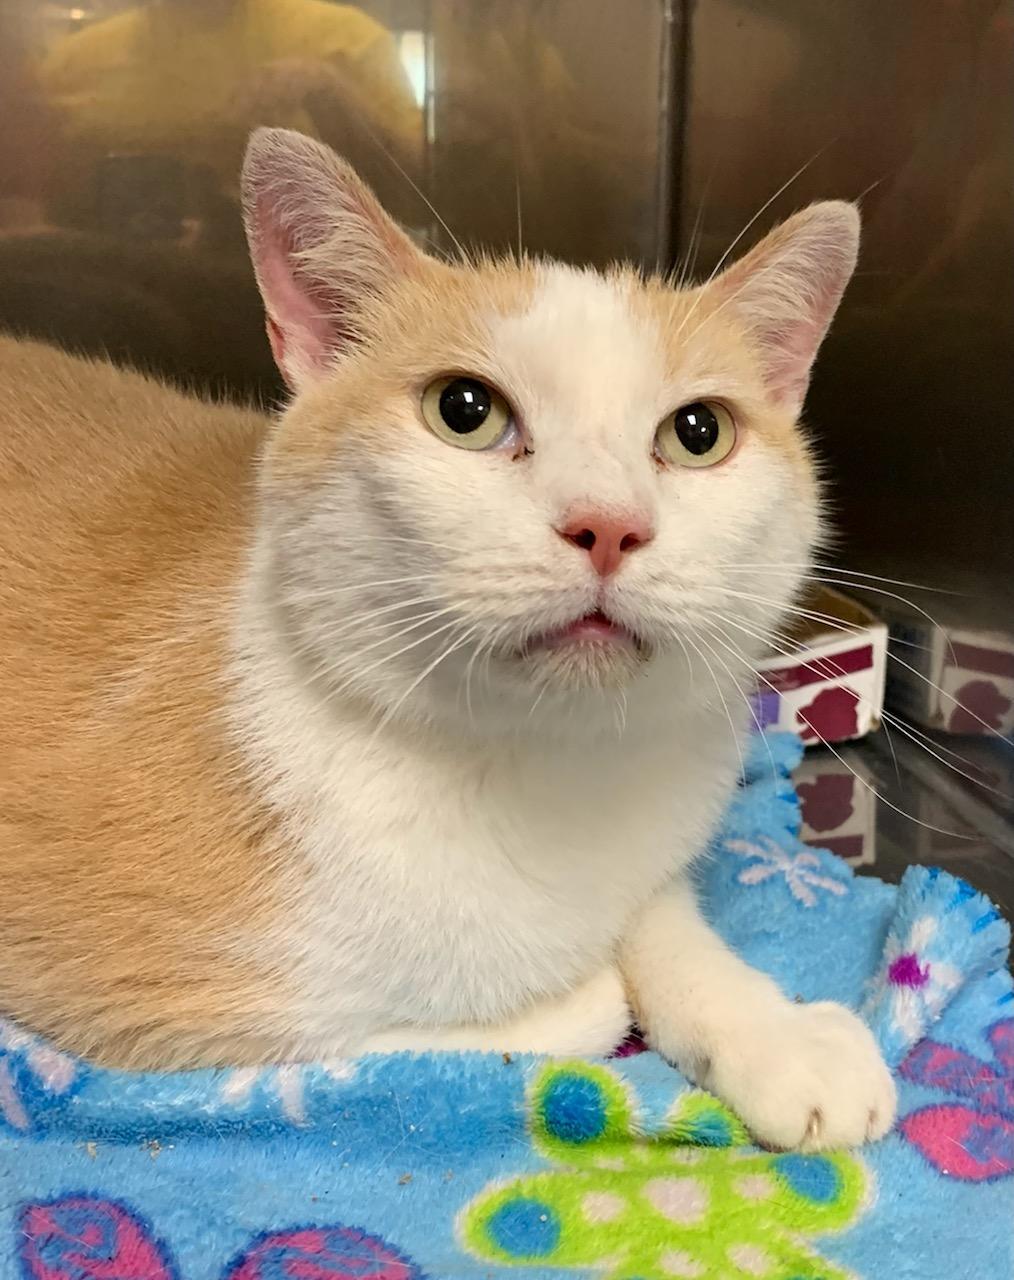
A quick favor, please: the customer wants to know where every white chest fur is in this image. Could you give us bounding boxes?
[231,607,742,1057]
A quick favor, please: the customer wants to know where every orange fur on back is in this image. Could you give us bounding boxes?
[0,337,287,1068]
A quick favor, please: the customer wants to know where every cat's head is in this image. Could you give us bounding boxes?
[241,129,856,736]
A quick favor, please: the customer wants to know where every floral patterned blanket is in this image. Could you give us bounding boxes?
[2,734,1012,1280]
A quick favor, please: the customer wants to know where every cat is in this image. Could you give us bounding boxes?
[0,127,894,1151]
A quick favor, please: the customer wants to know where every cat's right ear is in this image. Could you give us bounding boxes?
[707,201,860,418]
[242,128,422,392]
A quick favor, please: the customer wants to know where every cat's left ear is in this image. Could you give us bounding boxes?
[710,202,859,416]
[242,128,423,392]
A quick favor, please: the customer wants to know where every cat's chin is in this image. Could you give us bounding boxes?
[517,633,647,692]
[508,608,650,691]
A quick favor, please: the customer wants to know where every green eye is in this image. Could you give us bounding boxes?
[421,376,515,450]
[655,401,737,468]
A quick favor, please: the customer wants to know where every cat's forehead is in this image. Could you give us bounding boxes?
[367,256,746,415]
[477,263,757,429]
[489,265,668,408]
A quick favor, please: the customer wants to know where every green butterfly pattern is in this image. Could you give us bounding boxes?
[460,1061,869,1280]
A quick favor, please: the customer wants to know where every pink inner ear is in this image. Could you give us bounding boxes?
[731,276,845,415]
[257,218,340,389]
[763,308,835,410]
[266,315,286,370]
[243,130,426,392]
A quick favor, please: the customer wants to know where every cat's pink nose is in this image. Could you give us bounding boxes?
[556,509,655,578]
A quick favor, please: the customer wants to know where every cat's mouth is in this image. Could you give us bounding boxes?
[524,609,643,656]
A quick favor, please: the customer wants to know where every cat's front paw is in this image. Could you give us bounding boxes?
[697,1000,896,1151]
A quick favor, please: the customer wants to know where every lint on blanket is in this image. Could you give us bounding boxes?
[2,733,1012,1280]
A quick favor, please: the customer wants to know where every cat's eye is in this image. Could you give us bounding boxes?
[421,376,516,451]
[655,401,737,469]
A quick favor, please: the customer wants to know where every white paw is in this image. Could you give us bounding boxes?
[699,1000,896,1151]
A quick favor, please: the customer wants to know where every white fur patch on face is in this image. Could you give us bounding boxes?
[488,265,668,521]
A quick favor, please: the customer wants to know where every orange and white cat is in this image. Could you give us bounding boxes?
[0,128,894,1150]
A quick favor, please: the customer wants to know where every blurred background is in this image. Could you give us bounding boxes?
[0,0,1011,896]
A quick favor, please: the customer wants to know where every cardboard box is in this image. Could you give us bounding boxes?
[749,587,888,746]
[794,750,878,866]
[839,562,1014,739]
[882,615,1014,738]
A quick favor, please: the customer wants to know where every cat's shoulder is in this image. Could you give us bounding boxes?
[0,336,268,486]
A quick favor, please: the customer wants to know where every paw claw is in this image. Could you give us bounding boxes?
[690,1000,896,1152]
[802,1108,823,1150]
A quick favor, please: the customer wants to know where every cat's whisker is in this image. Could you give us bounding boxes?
[879,697,904,787]
[679,263,767,351]
[284,609,454,694]
[669,162,713,291]
[282,576,440,601]
[460,626,504,725]
[357,116,471,266]
[372,621,483,739]
[721,569,964,651]
[319,613,467,712]
[514,163,524,263]
[351,533,466,555]
[318,537,562,585]
[715,603,902,786]
[714,588,938,657]
[738,610,1001,796]
[613,687,629,739]
[676,629,747,786]
[885,711,1008,775]
[285,592,444,631]
[738,611,1009,753]
[527,682,549,721]
[713,567,960,667]
[278,598,447,650]
[879,709,1013,801]
[279,596,449,657]
[719,562,963,595]
[706,615,975,841]
[482,620,512,692]
[697,623,781,784]
[460,638,481,725]
[310,607,460,690]
[877,645,1014,749]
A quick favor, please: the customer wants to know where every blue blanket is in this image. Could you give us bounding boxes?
[2,733,1012,1280]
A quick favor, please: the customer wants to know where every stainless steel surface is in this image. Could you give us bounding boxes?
[0,0,446,402]
[0,0,674,404]
[425,0,671,265]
